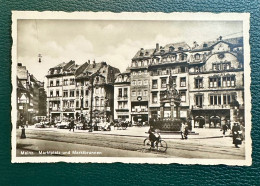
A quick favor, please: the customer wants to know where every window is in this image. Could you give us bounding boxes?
[132,71,136,75]
[195,78,203,88]
[70,78,75,85]
[144,80,148,85]
[70,101,74,108]
[50,81,53,87]
[50,91,53,97]
[95,99,99,106]
[76,90,79,97]
[180,66,186,73]
[56,90,59,97]
[118,88,122,97]
[152,93,158,103]
[195,54,200,60]
[152,80,158,89]
[63,79,68,86]
[56,80,60,86]
[223,62,231,70]
[132,80,136,85]
[180,54,187,61]
[138,80,142,85]
[195,95,203,107]
[124,88,128,97]
[132,91,136,96]
[210,95,222,105]
[138,90,142,96]
[85,101,88,107]
[101,99,104,106]
[180,91,186,102]
[223,76,235,87]
[70,90,74,97]
[76,101,79,108]
[209,77,221,88]
[63,91,68,97]
[223,94,231,105]
[161,78,167,88]
[95,87,99,94]
[144,90,148,96]
[180,77,186,87]
[101,87,104,94]
[85,90,89,96]
[138,71,142,75]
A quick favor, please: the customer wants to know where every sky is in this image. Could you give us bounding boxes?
[17,19,243,82]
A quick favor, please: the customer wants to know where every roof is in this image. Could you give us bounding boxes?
[17,66,28,80]
[191,37,243,52]
[132,48,155,60]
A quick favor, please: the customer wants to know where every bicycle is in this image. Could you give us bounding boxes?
[143,132,168,152]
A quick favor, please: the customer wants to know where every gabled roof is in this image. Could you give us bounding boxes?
[17,66,28,80]
[132,48,155,60]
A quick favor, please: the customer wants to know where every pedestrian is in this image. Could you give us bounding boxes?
[180,122,185,139]
[184,123,189,139]
[222,123,228,135]
[21,125,26,139]
[69,117,75,132]
[232,122,242,148]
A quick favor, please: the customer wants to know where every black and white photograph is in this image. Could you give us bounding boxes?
[12,11,251,165]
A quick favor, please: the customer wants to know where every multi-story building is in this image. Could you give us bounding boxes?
[114,68,131,121]
[189,37,244,128]
[17,63,45,124]
[148,42,190,120]
[75,61,120,122]
[130,48,154,124]
[46,60,78,122]
[121,36,244,129]
[46,60,120,123]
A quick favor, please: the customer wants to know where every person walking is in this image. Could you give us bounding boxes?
[222,123,228,135]
[69,117,75,132]
[232,122,242,148]
[180,122,186,139]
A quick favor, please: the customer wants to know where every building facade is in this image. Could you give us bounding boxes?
[119,36,244,128]
[46,60,120,123]
[114,69,131,121]
[17,63,45,125]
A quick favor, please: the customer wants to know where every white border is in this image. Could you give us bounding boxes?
[11,11,252,165]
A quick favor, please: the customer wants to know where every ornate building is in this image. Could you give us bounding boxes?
[121,36,244,128]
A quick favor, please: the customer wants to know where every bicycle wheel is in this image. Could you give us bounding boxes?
[144,138,152,149]
[158,140,167,152]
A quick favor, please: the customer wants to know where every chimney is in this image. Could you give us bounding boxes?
[156,43,159,51]
[93,60,96,68]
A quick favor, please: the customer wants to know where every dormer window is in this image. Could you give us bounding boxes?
[180,54,187,61]
[160,50,165,54]
[169,46,175,52]
[145,51,149,55]
[195,53,200,60]
[203,43,208,48]
[140,52,144,56]
[178,47,183,51]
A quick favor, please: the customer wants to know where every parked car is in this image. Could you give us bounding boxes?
[34,121,50,128]
[56,121,70,129]
[97,122,111,131]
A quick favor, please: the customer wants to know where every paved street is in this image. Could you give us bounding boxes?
[16,126,245,159]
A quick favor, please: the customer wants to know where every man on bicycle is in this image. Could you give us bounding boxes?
[148,125,159,148]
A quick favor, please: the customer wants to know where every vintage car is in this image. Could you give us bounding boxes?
[96,122,111,131]
[56,121,70,129]
[34,121,50,128]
